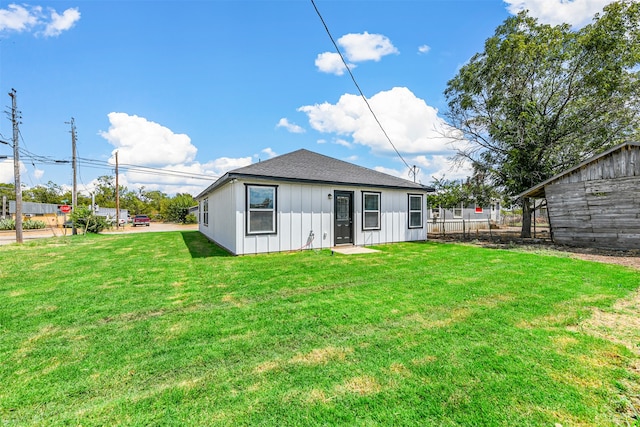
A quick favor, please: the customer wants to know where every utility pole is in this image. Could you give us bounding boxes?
[115,151,119,227]
[68,118,78,235]
[409,165,419,183]
[9,89,22,243]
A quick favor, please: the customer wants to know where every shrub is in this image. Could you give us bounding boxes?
[70,206,111,234]
[184,213,197,224]
[0,218,15,230]
[23,219,46,230]
[0,219,45,230]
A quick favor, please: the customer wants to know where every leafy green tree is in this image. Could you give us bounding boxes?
[162,193,196,223]
[93,175,116,208]
[120,188,147,215]
[444,1,640,237]
[138,187,169,214]
[0,183,14,202]
[92,175,144,214]
[70,206,110,234]
[23,181,64,204]
[429,178,468,226]
[429,176,498,236]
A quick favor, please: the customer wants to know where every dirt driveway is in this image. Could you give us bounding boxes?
[429,229,640,271]
[0,223,198,246]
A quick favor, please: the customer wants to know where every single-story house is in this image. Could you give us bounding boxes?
[519,142,640,250]
[429,203,501,221]
[195,149,434,255]
[427,202,502,234]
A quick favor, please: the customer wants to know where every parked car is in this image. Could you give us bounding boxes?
[105,216,127,227]
[132,215,151,227]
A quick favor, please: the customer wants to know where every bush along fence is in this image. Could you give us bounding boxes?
[0,218,47,231]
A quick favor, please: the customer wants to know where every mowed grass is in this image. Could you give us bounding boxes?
[1,231,639,426]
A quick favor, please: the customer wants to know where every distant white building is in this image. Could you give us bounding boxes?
[6,201,127,226]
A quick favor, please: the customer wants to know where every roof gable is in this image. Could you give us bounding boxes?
[198,149,432,197]
[519,142,640,198]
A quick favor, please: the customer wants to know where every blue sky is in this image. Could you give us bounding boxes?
[0,0,617,196]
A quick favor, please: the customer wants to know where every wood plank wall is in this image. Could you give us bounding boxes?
[545,146,640,249]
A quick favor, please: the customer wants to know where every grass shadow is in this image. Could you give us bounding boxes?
[180,230,232,258]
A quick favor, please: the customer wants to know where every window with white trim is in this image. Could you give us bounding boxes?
[363,192,381,230]
[408,194,423,228]
[202,198,209,226]
[247,185,277,234]
[453,203,463,218]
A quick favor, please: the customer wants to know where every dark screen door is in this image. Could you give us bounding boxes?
[334,191,353,244]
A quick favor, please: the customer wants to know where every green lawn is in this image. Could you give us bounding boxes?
[1,231,639,426]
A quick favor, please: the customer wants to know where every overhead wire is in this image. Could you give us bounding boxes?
[18,129,41,187]
[6,144,218,182]
[309,0,413,173]
[3,112,219,188]
[78,157,217,181]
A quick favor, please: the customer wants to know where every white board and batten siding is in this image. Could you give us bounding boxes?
[543,144,640,250]
[198,179,236,254]
[198,179,427,255]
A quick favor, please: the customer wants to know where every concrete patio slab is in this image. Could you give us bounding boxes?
[331,245,379,255]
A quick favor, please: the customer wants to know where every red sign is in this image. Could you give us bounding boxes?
[60,205,71,213]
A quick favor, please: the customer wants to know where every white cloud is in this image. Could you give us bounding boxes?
[98,112,232,195]
[100,112,197,167]
[373,165,406,179]
[373,155,472,185]
[0,4,38,32]
[315,52,353,76]
[418,44,431,55]
[411,155,473,183]
[85,155,253,197]
[205,156,253,175]
[338,32,398,62]
[504,0,614,28]
[44,7,80,37]
[316,32,397,75]
[261,148,277,159]
[0,4,79,37]
[0,158,29,184]
[276,118,305,134]
[0,158,15,183]
[315,137,352,148]
[299,87,474,184]
[334,138,352,148]
[299,86,458,155]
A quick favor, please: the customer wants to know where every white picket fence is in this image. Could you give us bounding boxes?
[427,219,493,234]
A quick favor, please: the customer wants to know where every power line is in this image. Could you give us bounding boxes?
[5,144,218,182]
[309,0,412,172]
[3,128,220,187]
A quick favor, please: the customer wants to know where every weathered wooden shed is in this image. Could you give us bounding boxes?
[519,142,640,250]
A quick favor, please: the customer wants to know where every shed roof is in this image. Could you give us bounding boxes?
[196,149,433,198]
[518,142,640,199]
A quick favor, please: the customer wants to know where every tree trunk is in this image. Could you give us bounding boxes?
[520,197,532,238]
[442,210,446,237]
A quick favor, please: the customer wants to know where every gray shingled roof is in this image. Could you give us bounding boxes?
[197,149,432,198]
